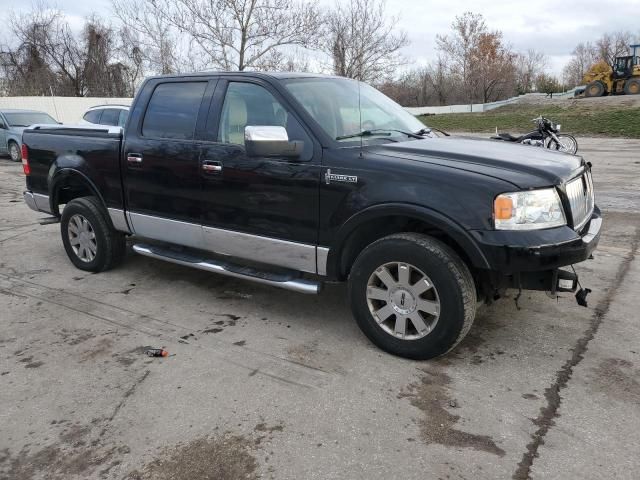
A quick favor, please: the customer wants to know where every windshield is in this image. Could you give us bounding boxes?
[283,77,425,142]
[4,112,58,127]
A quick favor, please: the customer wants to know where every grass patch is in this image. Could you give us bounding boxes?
[419,103,640,138]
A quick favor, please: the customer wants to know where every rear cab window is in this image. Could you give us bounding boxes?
[142,82,207,139]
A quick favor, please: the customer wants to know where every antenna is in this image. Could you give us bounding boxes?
[358,78,363,159]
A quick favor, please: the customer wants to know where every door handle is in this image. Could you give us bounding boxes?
[127,153,143,165]
[202,160,222,174]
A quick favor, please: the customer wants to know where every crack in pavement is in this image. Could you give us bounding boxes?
[513,227,640,480]
[106,370,151,425]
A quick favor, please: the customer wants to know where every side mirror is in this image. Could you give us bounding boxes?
[244,126,303,158]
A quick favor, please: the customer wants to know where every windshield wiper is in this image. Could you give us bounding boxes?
[336,129,422,141]
[416,127,450,137]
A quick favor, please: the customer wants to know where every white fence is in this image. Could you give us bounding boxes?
[405,89,579,116]
[0,96,133,124]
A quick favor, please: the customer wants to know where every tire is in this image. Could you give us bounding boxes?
[8,141,21,162]
[60,196,126,272]
[624,78,640,95]
[546,134,578,154]
[584,81,605,97]
[348,233,476,360]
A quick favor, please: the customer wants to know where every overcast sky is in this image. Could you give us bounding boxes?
[2,0,639,77]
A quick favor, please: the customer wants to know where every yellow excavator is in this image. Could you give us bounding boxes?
[583,44,640,97]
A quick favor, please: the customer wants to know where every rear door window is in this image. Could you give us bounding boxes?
[100,109,120,126]
[142,82,207,139]
[83,109,102,124]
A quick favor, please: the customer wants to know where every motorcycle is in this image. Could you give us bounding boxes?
[491,116,578,154]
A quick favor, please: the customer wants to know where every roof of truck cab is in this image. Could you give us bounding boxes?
[147,71,349,81]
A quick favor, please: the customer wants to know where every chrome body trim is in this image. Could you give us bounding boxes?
[317,247,330,276]
[127,211,321,275]
[132,243,320,294]
[128,212,204,250]
[33,193,52,214]
[23,191,38,212]
[107,208,131,233]
[202,225,317,274]
[24,191,52,214]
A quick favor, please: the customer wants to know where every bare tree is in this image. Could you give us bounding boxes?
[422,57,451,106]
[596,31,633,67]
[324,0,407,83]
[83,17,130,97]
[5,6,86,95]
[562,42,598,87]
[471,31,517,103]
[143,0,322,72]
[2,3,138,96]
[436,12,517,104]
[436,12,487,103]
[112,0,182,75]
[515,49,547,93]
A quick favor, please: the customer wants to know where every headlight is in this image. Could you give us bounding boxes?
[494,188,566,230]
[556,124,561,131]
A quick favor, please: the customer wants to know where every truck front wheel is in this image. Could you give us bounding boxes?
[348,233,476,360]
[60,196,126,272]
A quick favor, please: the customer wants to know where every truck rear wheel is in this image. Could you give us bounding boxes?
[624,78,640,95]
[348,233,476,360]
[60,196,126,272]
[585,81,605,97]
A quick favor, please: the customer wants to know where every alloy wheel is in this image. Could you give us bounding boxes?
[68,214,97,262]
[366,262,440,340]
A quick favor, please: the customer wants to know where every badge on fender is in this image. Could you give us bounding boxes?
[325,169,358,185]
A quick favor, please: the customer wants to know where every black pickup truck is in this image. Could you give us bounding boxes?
[22,72,601,359]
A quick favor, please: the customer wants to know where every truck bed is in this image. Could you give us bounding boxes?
[22,124,124,214]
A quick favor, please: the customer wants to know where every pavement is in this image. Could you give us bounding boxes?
[1,137,639,480]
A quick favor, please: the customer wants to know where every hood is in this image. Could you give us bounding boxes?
[370,136,584,188]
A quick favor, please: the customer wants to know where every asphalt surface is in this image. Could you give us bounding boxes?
[1,137,639,480]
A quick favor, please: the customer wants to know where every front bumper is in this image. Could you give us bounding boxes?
[471,206,602,273]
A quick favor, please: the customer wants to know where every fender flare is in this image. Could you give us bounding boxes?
[325,203,490,278]
[48,166,107,216]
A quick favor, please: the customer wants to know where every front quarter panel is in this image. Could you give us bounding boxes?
[319,147,517,246]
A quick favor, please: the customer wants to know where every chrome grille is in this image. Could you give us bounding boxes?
[566,171,594,231]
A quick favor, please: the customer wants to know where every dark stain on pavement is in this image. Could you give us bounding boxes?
[0,420,129,480]
[125,434,259,480]
[202,328,223,334]
[589,357,640,403]
[400,368,506,457]
[24,361,44,369]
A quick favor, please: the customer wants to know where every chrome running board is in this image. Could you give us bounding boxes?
[132,243,321,295]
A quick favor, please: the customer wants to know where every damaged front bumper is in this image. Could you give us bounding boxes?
[473,207,602,298]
